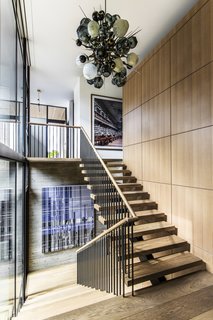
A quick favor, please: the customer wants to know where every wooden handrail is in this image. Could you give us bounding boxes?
[76,216,138,253]
[28,122,138,253]
[80,126,137,218]
[28,122,81,129]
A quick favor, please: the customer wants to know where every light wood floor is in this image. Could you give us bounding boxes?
[12,264,213,320]
[46,270,213,320]
[12,263,114,320]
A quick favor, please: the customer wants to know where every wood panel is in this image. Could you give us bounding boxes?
[123,143,142,181]
[172,186,213,265]
[172,127,213,189]
[123,106,141,146]
[142,181,171,222]
[171,0,213,85]
[123,67,142,115]
[142,137,171,184]
[142,89,171,141]
[171,62,213,134]
[142,42,170,104]
[123,0,213,272]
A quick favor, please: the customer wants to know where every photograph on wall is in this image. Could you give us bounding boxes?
[91,95,122,150]
[42,185,94,253]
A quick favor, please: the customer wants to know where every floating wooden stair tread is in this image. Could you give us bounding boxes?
[90,193,121,201]
[132,235,189,256]
[94,202,125,212]
[132,221,177,236]
[94,200,156,212]
[110,169,131,175]
[80,163,104,169]
[113,176,137,182]
[118,183,143,191]
[84,175,136,182]
[128,199,157,211]
[107,163,127,168]
[126,252,205,286]
[123,191,150,200]
[104,159,123,162]
[87,184,115,191]
[135,211,167,222]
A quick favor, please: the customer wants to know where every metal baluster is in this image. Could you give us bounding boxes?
[131,222,134,296]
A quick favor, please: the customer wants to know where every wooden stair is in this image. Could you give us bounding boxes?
[117,183,143,191]
[94,200,157,212]
[123,191,150,200]
[126,252,205,286]
[107,163,127,169]
[131,221,177,237]
[131,235,190,257]
[80,159,205,290]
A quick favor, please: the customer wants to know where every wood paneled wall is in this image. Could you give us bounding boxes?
[123,0,213,272]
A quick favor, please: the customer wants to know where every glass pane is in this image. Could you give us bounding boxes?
[16,163,24,313]
[0,0,17,152]
[30,104,47,123]
[48,106,66,122]
[17,38,24,155]
[0,160,16,319]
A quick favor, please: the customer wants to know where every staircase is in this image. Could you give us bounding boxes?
[80,159,205,291]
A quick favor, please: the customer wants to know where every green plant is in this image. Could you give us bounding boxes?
[48,150,59,158]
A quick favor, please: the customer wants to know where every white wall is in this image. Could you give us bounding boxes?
[74,76,123,159]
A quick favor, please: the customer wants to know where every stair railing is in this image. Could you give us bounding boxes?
[77,216,137,296]
[80,127,137,228]
[28,123,138,295]
[77,128,138,295]
[28,122,81,158]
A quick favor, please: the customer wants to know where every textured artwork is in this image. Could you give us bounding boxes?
[42,185,94,253]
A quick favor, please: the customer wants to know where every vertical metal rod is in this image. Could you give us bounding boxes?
[119,225,121,295]
[131,222,134,296]
[128,222,130,277]
[122,224,125,297]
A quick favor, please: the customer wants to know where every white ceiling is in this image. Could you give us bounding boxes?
[25,0,199,107]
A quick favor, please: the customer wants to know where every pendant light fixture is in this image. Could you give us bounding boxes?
[75,0,139,88]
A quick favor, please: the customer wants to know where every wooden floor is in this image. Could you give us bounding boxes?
[12,263,213,320]
[46,270,213,320]
[12,263,114,320]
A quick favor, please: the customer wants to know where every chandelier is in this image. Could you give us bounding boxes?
[75,1,139,89]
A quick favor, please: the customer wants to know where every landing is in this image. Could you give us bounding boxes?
[46,271,213,320]
[12,263,114,320]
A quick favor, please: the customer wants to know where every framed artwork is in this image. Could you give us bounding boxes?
[91,95,122,150]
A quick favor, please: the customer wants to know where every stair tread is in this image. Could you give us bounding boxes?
[133,221,176,234]
[94,199,155,210]
[107,164,127,168]
[133,235,188,255]
[123,191,148,195]
[135,209,164,217]
[129,199,156,205]
[104,159,123,162]
[114,176,136,180]
[126,252,204,285]
[110,169,131,174]
[118,183,141,187]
